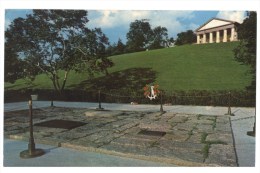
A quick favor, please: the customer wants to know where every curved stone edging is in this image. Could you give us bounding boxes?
[60,142,220,167]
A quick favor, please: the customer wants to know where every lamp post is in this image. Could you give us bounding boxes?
[51,91,54,107]
[225,91,234,116]
[20,98,45,158]
[160,92,163,112]
[96,90,104,111]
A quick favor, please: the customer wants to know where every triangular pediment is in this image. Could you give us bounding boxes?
[197,18,234,31]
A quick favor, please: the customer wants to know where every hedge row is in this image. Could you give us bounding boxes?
[4,89,255,107]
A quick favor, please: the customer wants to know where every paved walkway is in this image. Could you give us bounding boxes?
[3,139,175,167]
[3,101,256,167]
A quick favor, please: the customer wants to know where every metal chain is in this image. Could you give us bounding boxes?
[32,103,54,113]
[231,95,255,102]
[101,92,144,98]
[169,93,227,98]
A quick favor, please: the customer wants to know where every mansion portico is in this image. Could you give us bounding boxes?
[195,18,240,44]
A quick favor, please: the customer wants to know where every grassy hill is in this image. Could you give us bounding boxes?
[5,42,252,92]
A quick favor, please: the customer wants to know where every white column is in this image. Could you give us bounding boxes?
[197,35,200,44]
[216,31,220,43]
[223,29,227,42]
[230,28,235,41]
[203,34,206,43]
[209,32,213,43]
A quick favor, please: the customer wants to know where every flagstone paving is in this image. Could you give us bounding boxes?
[4,107,237,166]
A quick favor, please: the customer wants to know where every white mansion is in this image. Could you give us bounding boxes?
[195,18,240,44]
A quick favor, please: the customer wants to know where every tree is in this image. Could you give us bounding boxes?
[105,44,116,57]
[105,39,126,56]
[233,11,256,90]
[4,44,26,83]
[126,19,171,52]
[168,37,175,43]
[167,37,175,47]
[175,30,196,45]
[110,38,126,55]
[126,19,153,52]
[5,10,113,93]
[116,38,126,55]
[149,26,168,49]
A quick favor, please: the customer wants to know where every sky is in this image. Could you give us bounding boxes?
[5,10,246,44]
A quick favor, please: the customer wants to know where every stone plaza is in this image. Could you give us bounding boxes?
[4,107,238,166]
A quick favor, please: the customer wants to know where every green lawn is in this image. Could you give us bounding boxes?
[107,42,252,91]
[5,42,252,92]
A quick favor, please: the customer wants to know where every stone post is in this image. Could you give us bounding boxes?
[216,31,220,43]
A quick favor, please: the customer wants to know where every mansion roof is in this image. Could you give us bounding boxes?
[195,18,240,33]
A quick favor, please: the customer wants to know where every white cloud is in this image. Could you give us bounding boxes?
[88,10,195,38]
[216,11,246,23]
[148,11,195,36]
[88,10,147,29]
[188,23,200,31]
